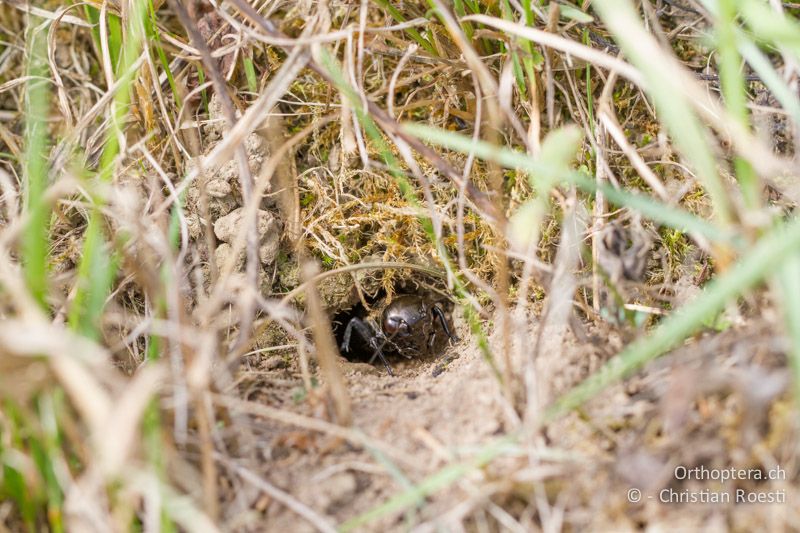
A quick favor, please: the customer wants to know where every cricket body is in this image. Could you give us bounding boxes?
[339,294,458,376]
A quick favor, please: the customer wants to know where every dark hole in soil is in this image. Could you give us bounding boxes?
[331,295,383,364]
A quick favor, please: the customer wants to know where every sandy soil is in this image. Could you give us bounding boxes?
[223,307,799,532]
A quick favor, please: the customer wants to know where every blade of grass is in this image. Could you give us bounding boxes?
[98,7,146,182]
[462,0,480,13]
[1,402,39,531]
[501,0,529,99]
[145,0,181,110]
[363,441,423,527]
[738,38,800,125]
[35,393,65,533]
[340,437,518,531]
[83,5,121,71]
[460,0,495,54]
[738,0,800,60]
[143,402,178,532]
[68,216,117,339]
[22,17,51,309]
[559,3,595,23]
[196,66,209,116]
[507,125,583,250]
[83,4,102,48]
[107,11,123,74]
[69,0,148,338]
[0,392,68,533]
[777,254,800,406]
[453,0,475,41]
[583,29,595,134]
[715,0,759,210]
[518,0,544,125]
[371,0,439,56]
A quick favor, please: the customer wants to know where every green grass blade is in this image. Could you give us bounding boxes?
[589,183,737,245]
[70,0,148,338]
[1,402,39,531]
[518,8,545,105]
[715,0,759,209]
[578,31,596,136]
[108,12,123,75]
[68,211,117,339]
[508,125,583,248]
[778,253,800,406]
[371,0,439,56]
[98,2,147,182]
[84,6,123,74]
[559,4,594,23]
[83,5,102,50]
[143,403,178,532]
[737,38,800,125]
[340,438,517,531]
[36,393,65,533]
[738,0,800,60]
[501,0,528,99]
[196,66,209,115]
[453,0,475,41]
[22,18,51,309]
[145,0,181,109]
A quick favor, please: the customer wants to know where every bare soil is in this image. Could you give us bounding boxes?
[229,308,798,531]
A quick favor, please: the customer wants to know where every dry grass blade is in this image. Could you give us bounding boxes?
[464,14,644,85]
[598,105,669,201]
[302,260,352,425]
[220,456,338,533]
[214,395,419,468]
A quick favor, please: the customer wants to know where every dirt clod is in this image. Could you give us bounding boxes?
[214,207,282,267]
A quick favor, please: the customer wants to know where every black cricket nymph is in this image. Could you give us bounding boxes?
[337,294,459,376]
